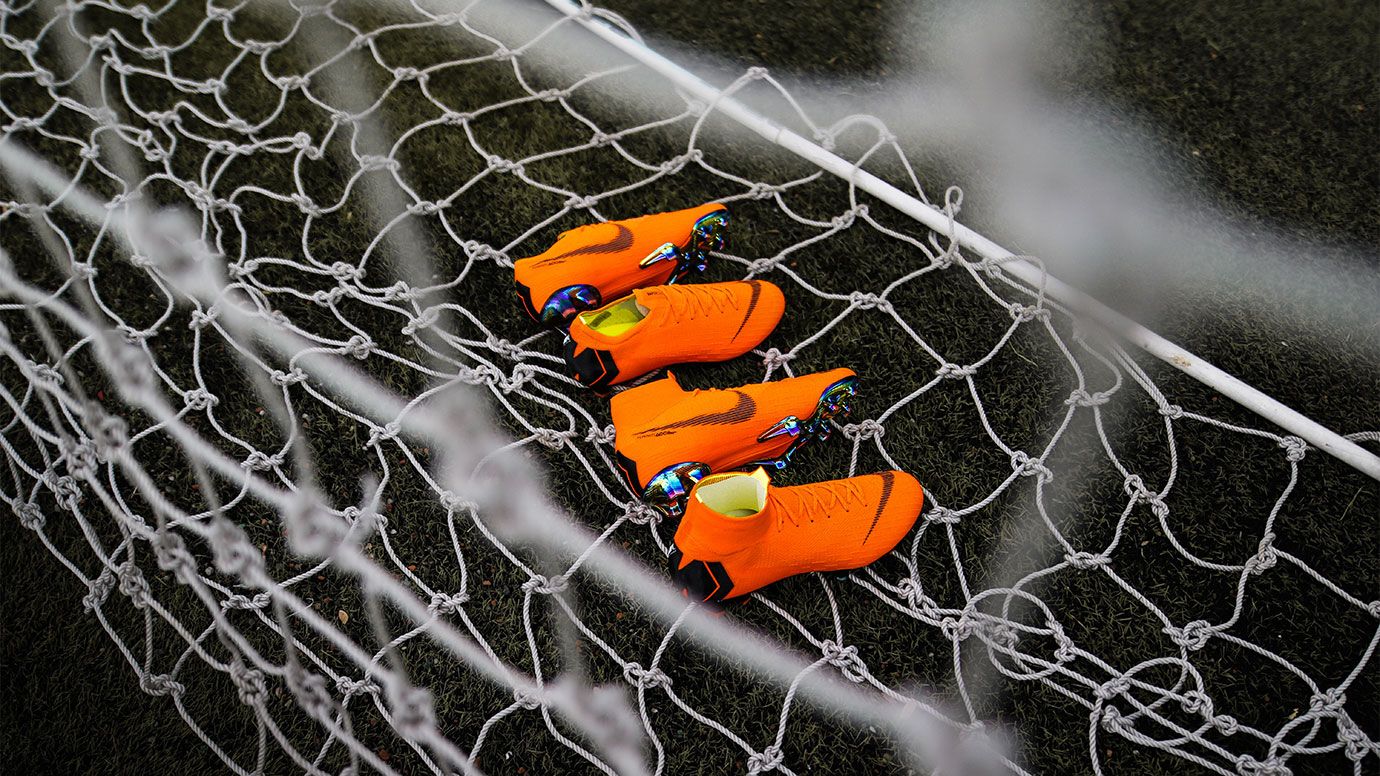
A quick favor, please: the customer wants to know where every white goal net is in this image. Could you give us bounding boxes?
[1,1,1376,774]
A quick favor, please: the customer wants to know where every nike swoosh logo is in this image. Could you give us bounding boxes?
[533,223,634,267]
[731,280,763,342]
[861,471,896,545]
[635,390,756,437]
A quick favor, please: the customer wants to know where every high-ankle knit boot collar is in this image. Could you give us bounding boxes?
[676,469,773,557]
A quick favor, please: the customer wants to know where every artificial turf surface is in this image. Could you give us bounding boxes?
[1,0,1376,774]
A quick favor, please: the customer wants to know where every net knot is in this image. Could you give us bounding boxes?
[381,280,414,303]
[523,574,568,595]
[25,360,63,387]
[117,562,151,608]
[1367,600,1380,618]
[442,111,472,126]
[270,367,308,386]
[429,591,470,615]
[311,286,345,307]
[1336,716,1370,761]
[744,66,770,81]
[140,672,185,697]
[940,616,974,641]
[1278,436,1306,462]
[586,424,616,445]
[7,116,40,132]
[182,387,218,411]
[1053,631,1078,663]
[1094,676,1131,701]
[760,348,794,369]
[47,473,83,509]
[242,450,284,471]
[401,306,440,335]
[1213,714,1240,736]
[343,334,374,359]
[79,144,101,160]
[230,662,267,706]
[534,428,575,449]
[485,335,525,359]
[72,261,99,280]
[1010,451,1053,482]
[227,259,258,279]
[207,6,234,22]
[513,689,542,710]
[565,194,599,210]
[152,531,195,578]
[1066,388,1110,407]
[926,505,959,525]
[623,502,661,525]
[1065,551,1109,570]
[83,568,116,610]
[842,419,884,442]
[487,155,522,174]
[291,671,336,719]
[832,209,859,229]
[221,592,271,610]
[329,260,362,281]
[500,363,538,393]
[1245,534,1278,575]
[747,257,781,275]
[1099,706,1127,734]
[747,182,783,200]
[1308,688,1345,713]
[14,501,45,531]
[406,199,443,216]
[336,676,382,699]
[847,291,892,312]
[820,640,867,682]
[61,440,97,480]
[392,66,423,82]
[1008,302,1048,323]
[1122,474,1152,501]
[1166,619,1214,650]
[211,518,264,577]
[659,153,693,174]
[622,662,671,689]
[1180,689,1212,716]
[438,491,477,514]
[367,421,401,446]
[245,39,276,56]
[747,745,784,774]
[1234,755,1291,776]
[1159,403,1185,419]
[937,362,975,380]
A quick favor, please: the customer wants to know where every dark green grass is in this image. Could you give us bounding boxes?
[2,1,1377,774]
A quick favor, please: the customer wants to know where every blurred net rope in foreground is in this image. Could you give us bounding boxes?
[1,0,1377,774]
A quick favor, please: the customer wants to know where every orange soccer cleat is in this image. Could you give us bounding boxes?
[610,368,859,511]
[669,468,925,602]
[562,280,785,393]
[513,202,729,326]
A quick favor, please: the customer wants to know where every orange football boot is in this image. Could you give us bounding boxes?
[670,468,926,602]
[562,280,785,393]
[610,369,859,511]
[514,202,729,326]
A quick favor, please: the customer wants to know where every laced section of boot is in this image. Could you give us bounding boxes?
[661,284,740,323]
[773,479,869,532]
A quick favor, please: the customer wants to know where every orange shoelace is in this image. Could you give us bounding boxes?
[661,285,740,323]
[774,479,868,531]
